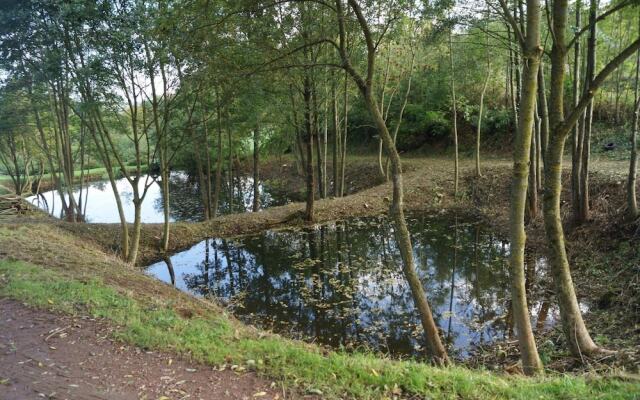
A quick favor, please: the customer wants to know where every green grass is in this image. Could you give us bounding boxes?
[1,260,638,399]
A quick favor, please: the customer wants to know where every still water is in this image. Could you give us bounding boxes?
[27,172,291,223]
[147,215,554,359]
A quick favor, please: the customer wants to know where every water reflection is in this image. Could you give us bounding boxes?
[27,172,291,223]
[147,215,556,359]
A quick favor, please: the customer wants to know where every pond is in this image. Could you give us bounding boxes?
[146,215,555,360]
[26,172,292,223]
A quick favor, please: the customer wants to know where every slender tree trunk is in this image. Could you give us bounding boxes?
[449,32,459,196]
[128,195,143,265]
[227,111,234,213]
[160,166,170,251]
[89,121,129,260]
[332,77,341,197]
[337,0,448,364]
[304,73,316,221]
[476,67,490,178]
[378,45,392,180]
[365,90,449,365]
[193,127,210,221]
[629,41,640,220]
[507,0,544,374]
[544,0,600,357]
[507,25,518,129]
[538,62,550,159]
[543,139,601,356]
[528,123,538,218]
[571,0,584,223]
[573,0,598,224]
[577,0,597,224]
[253,124,260,212]
[323,86,328,199]
[386,49,416,178]
[313,92,325,199]
[340,70,348,197]
[202,108,213,219]
[535,106,543,190]
[213,96,224,218]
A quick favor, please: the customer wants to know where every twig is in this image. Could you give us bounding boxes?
[44,325,70,342]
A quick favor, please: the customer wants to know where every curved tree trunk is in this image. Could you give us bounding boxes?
[544,0,602,359]
[543,139,600,357]
[365,91,448,365]
[336,0,448,363]
[505,0,544,374]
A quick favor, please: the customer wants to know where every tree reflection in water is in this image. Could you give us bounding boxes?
[148,215,553,360]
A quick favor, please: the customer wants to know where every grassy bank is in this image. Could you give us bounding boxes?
[1,258,638,399]
[0,165,148,194]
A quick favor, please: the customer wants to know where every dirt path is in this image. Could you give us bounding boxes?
[0,298,282,400]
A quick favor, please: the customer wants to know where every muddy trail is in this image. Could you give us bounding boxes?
[0,298,283,400]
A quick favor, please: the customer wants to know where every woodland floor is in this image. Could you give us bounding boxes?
[1,154,639,399]
[0,298,282,400]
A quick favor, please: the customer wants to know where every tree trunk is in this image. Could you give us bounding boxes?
[577,0,597,224]
[253,124,260,212]
[507,0,544,374]
[476,67,490,178]
[340,70,348,197]
[544,0,603,358]
[449,32,459,196]
[304,73,316,222]
[332,77,341,197]
[537,62,550,159]
[227,111,234,213]
[571,0,584,224]
[337,0,448,364]
[128,195,143,265]
[322,86,328,199]
[160,167,170,251]
[364,90,449,365]
[213,96,224,218]
[193,126,210,221]
[543,139,601,357]
[528,123,538,219]
[629,42,640,220]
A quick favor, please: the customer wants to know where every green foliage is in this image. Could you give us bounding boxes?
[483,108,514,139]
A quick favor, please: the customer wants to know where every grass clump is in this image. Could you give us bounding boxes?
[1,259,638,399]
